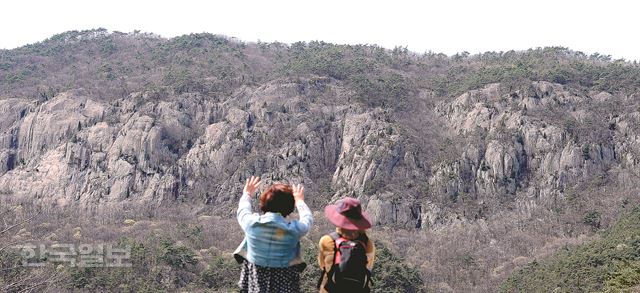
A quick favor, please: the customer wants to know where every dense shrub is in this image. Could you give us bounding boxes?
[159,240,198,269]
[199,253,240,291]
[372,240,425,293]
[501,207,640,292]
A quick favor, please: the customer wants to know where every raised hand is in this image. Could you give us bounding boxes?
[243,176,261,196]
[292,184,305,204]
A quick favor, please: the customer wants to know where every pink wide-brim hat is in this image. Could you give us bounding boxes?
[324,197,372,230]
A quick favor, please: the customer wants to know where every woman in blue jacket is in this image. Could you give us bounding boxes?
[236,176,313,293]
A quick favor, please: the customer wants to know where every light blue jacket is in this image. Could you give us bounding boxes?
[236,192,313,268]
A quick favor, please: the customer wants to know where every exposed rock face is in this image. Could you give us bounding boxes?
[1,78,639,229]
[0,98,31,174]
[428,82,637,225]
[0,76,381,213]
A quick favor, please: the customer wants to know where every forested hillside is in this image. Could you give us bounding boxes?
[502,207,640,292]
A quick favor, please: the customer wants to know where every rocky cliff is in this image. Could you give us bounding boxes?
[2,76,639,231]
[1,30,640,232]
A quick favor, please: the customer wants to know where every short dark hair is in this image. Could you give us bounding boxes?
[259,184,295,216]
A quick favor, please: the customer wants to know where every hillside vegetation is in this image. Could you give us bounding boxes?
[502,206,640,292]
[0,202,424,292]
[2,29,639,103]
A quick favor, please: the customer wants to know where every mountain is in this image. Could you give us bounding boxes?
[1,28,640,291]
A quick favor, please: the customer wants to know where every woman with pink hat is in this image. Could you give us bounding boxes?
[317,197,375,293]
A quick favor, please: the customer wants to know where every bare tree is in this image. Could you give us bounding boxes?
[0,204,62,293]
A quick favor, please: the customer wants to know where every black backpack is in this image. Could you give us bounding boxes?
[318,232,372,293]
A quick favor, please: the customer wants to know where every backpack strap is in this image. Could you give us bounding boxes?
[329,232,345,267]
[357,233,369,246]
[359,235,374,288]
[318,232,341,290]
[365,268,374,288]
[316,268,325,289]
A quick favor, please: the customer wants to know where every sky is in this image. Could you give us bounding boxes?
[1,0,639,61]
